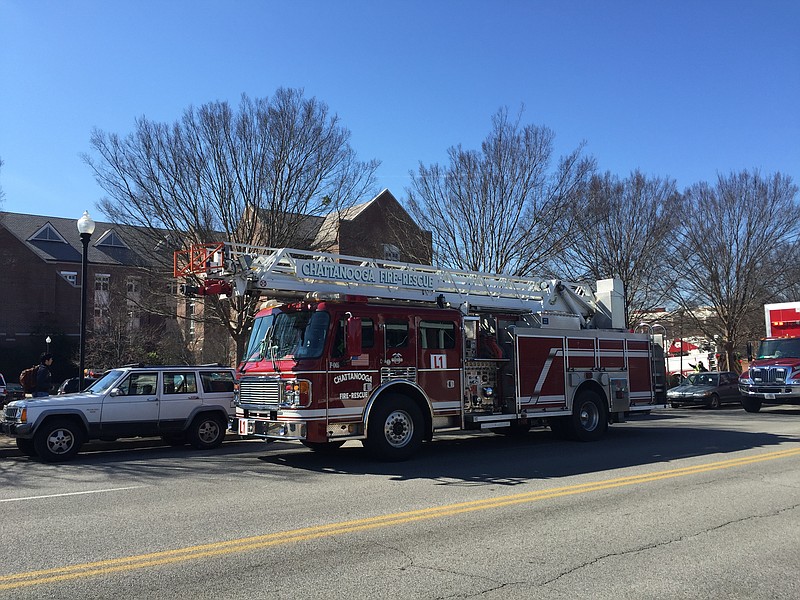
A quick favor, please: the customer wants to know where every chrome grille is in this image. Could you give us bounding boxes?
[751,367,788,383]
[239,378,282,405]
[381,367,417,383]
[4,406,21,420]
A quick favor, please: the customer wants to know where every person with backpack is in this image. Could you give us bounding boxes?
[34,353,53,397]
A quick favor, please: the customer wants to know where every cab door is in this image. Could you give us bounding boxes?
[159,371,202,434]
[99,371,160,437]
[326,314,379,430]
[416,317,461,415]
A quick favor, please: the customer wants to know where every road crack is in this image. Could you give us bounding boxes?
[541,502,800,587]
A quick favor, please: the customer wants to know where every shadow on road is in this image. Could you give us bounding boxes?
[3,410,800,489]
[255,410,800,485]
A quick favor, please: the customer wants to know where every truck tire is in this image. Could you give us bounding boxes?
[567,390,608,442]
[741,398,762,413]
[365,395,423,461]
[33,418,85,462]
[16,438,38,457]
[188,414,226,450]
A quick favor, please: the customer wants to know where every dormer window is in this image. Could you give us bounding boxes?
[29,223,67,243]
[95,230,128,249]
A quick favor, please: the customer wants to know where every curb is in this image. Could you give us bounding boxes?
[0,435,239,459]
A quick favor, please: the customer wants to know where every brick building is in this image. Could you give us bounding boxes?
[0,189,432,385]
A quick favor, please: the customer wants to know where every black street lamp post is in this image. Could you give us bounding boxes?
[77,211,95,391]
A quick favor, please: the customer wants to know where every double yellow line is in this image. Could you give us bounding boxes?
[3,446,800,591]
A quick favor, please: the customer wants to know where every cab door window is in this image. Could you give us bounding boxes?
[419,321,456,349]
[163,372,198,395]
[117,372,158,396]
[333,317,374,357]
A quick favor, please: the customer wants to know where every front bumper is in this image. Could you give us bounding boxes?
[230,417,307,440]
[739,384,800,404]
[1,421,33,438]
[669,396,714,407]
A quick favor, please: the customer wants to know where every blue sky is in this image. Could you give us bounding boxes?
[1,0,798,220]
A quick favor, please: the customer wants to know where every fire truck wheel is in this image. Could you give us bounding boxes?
[366,396,423,461]
[188,414,226,450]
[568,391,608,442]
[301,440,345,453]
[741,398,762,413]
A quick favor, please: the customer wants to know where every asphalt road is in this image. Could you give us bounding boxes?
[1,406,800,599]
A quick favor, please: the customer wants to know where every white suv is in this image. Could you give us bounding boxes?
[1,365,236,462]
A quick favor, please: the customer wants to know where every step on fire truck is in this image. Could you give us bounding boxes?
[175,244,667,460]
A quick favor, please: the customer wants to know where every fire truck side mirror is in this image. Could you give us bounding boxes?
[746,341,753,362]
[346,316,362,357]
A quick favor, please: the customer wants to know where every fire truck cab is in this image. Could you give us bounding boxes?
[175,244,667,460]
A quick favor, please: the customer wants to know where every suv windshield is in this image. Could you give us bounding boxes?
[758,338,800,359]
[89,370,125,393]
[266,310,330,360]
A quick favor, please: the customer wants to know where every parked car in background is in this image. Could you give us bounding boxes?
[3,383,25,404]
[668,371,741,409]
[57,377,99,394]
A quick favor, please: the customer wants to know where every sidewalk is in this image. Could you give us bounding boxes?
[0,435,20,458]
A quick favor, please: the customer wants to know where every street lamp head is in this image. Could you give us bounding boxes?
[77,211,96,236]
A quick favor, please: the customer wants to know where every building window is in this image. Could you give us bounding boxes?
[95,230,128,249]
[127,277,140,295]
[61,271,77,286]
[188,301,196,338]
[383,244,400,262]
[95,274,110,291]
[29,224,67,243]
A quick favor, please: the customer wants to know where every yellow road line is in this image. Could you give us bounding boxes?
[2,446,799,591]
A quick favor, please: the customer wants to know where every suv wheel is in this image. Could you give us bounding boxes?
[33,418,85,462]
[188,414,226,450]
[16,438,38,457]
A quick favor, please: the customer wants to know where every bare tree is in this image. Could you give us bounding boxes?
[406,107,595,276]
[84,89,379,362]
[553,170,684,328]
[671,170,799,370]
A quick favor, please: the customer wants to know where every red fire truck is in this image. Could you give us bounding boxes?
[739,302,800,412]
[175,244,667,459]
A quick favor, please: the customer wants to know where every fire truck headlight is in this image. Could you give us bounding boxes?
[482,386,494,398]
[282,380,311,408]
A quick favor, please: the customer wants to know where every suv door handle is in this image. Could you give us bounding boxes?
[146,397,159,402]
[188,395,200,400]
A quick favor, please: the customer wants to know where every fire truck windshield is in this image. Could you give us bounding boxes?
[267,310,330,360]
[244,313,275,362]
[758,338,800,359]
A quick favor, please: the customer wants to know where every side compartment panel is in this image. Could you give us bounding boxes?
[516,335,567,408]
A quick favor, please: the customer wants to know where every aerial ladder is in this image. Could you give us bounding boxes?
[174,243,627,330]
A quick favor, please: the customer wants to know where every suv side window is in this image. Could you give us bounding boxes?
[117,372,158,396]
[163,372,198,395]
[199,371,235,393]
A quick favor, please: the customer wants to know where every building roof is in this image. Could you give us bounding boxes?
[0,211,157,268]
[312,189,397,249]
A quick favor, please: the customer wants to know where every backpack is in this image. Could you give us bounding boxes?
[19,365,38,393]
